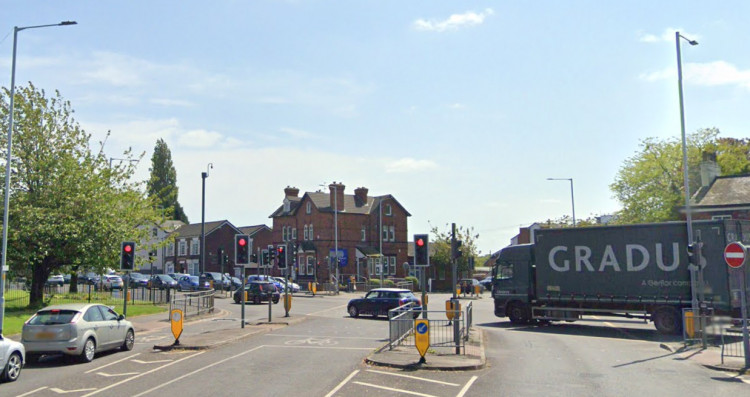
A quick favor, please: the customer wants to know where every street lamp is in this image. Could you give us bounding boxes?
[0,20,76,335]
[200,163,213,274]
[547,178,576,226]
[676,31,702,338]
[378,196,390,286]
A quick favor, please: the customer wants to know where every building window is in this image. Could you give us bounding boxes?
[178,240,187,256]
[167,243,174,256]
[361,226,366,241]
[306,202,312,214]
[382,226,388,241]
[385,204,392,216]
[389,226,395,242]
[306,256,315,275]
[152,227,158,237]
[282,226,287,242]
[292,228,297,239]
[190,238,199,255]
[309,224,313,240]
[304,225,309,240]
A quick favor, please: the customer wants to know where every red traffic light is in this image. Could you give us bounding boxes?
[416,238,425,247]
[238,238,247,247]
[278,247,283,253]
[123,244,132,253]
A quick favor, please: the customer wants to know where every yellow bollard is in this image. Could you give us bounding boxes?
[307,282,311,292]
[210,280,214,290]
[284,294,292,312]
[127,290,131,301]
[474,285,480,295]
[424,295,429,305]
[445,300,455,321]
[685,311,695,338]
[244,291,248,302]
[456,284,461,296]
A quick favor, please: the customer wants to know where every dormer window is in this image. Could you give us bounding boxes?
[306,202,312,214]
[283,198,290,213]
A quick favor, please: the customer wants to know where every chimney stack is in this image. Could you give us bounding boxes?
[284,186,300,197]
[354,187,368,206]
[329,182,345,211]
[700,152,720,187]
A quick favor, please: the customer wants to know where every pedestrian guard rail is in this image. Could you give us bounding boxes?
[681,310,748,364]
[387,301,473,355]
[169,290,215,320]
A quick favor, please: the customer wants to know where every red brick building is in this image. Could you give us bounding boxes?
[269,183,410,284]
[167,220,242,275]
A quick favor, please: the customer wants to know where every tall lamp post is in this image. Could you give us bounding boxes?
[676,31,702,336]
[320,183,339,294]
[0,20,76,335]
[547,178,576,226]
[378,196,390,286]
[200,163,213,274]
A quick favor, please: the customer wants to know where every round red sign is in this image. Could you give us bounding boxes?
[724,242,747,268]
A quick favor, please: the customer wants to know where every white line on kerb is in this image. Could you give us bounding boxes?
[353,381,437,397]
[365,369,460,386]
[324,369,359,397]
[456,376,478,397]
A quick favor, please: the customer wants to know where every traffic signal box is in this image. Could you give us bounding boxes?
[261,250,269,267]
[120,241,136,270]
[277,245,287,269]
[235,234,250,265]
[414,234,429,266]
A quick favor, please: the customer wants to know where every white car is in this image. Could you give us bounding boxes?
[272,277,300,293]
[0,336,24,382]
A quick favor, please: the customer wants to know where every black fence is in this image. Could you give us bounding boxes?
[3,280,171,309]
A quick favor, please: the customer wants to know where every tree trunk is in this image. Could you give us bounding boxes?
[70,273,79,293]
[30,263,48,308]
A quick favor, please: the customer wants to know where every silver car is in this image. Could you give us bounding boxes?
[0,336,24,382]
[21,303,134,363]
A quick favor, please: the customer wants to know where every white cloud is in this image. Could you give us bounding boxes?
[413,8,494,32]
[448,103,466,109]
[279,127,315,139]
[639,60,750,89]
[177,129,224,148]
[638,28,701,43]
[385,158,439,173]
[150,98,195,107]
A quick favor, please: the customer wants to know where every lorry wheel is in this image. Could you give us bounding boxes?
[653,306,681,334]
[508,303,530,324]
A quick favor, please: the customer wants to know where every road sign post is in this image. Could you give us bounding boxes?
[724,242,750,368]
[415,319,429,364]
[171,309,183,345]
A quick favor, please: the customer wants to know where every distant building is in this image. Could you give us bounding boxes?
[167,220,243,275]
[684,153,750,220]
[137,220,184,273]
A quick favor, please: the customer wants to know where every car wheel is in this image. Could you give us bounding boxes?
[253,296,261,304]
[121,329,135,351]
[348,305,359,318]
[1,351,22,382]
[79,338,96,363]
[273,298,279,304]
[234,296,240,304]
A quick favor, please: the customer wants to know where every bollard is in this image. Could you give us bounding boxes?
[685,310,695,338]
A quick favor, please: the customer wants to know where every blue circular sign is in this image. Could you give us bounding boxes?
[416,322,428,334]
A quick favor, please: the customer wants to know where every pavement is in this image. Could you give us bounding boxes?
[660,341,748,374]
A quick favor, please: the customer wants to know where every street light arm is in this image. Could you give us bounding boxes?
[16,21,77,32]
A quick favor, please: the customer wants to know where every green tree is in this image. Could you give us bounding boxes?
[147,139,188,223]
[610,128,750,224]
[0,83,161,306]
[429,224,480,280]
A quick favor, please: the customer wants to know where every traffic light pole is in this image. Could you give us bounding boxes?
[451,223,460,354]
[123,270,129,317]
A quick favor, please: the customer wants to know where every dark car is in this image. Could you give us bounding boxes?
[148,274,178,290]
[229,276,243,291]
[347,288,421,318]
[479,276,493,292]
[79,272,100,285]
[233,281,280,304]
[177,275,210,291]
[200,272,228,290]
[124,272,149,288]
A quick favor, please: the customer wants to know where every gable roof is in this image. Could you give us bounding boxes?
[238,224,272,236]
[171,220,241,238]
[691,174,750,208]
[269,192,411,217]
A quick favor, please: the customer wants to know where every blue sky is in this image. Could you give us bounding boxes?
[2,1,749,255]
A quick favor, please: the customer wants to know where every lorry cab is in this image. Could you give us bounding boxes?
[492,244,534,321]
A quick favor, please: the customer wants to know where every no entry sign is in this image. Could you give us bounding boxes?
[724,242,747,268]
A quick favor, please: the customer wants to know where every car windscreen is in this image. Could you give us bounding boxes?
[259,283,276,292]
[158,275,175,281]
[188,276,199,282]
[28,309,79,325]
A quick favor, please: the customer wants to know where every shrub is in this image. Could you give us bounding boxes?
[404,276,419,291]
[383,279,395,287]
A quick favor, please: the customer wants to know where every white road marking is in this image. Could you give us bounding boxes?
[455,376,478,397]
[16,386,48,397]
[131,359,173,364]
[96,371,141,377]
[365,369,460,386]
[353,381,437,397]
[267,345,372,350]
[265,333,382,341]
[324,369,359,397]
[80,351,204,397]
[131,346,264,397]
[50,387,98,394]
[306,304,347,316]
[284,337,337,346]
[85,353,140,374]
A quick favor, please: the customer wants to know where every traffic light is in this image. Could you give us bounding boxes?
[414,234,429,266]
[451,239,463,260]
[235,234,250,265]
[277,245,287,268]
[269,245,276,264]
[217,248,225,265]
[120,241,135,270]
[250,253,258,263]
[261,249,269,266]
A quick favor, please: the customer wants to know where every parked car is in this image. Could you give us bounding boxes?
[272,277,300,293]
[347,288,421,318]
[177,275,210,292]
[101,275,124,291]
[229,276,243,290]
[124,272,149,288]
[168,273,188,281]
[459,278,483,294]
[199,272,228,290]
[79,273,100,285]
[22,303,134,363]
[62,274,71,284]
[45,275,64,287]
[247,275,283,292]
[0,336,24,382]
[479,276,493,292]
[148,274,178,290]
[233,281,280,304]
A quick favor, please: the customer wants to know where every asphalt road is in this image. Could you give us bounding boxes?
[4,291,750,397]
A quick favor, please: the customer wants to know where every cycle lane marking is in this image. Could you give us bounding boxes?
[323,369,360,397]
[365,369,461,386]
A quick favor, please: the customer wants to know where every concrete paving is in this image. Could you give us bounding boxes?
[660,342,748,374]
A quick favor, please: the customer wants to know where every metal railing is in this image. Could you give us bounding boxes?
[680,311,748,364]
[387,302,471,354]
[169,290,215,320]
[2,280,170,308]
